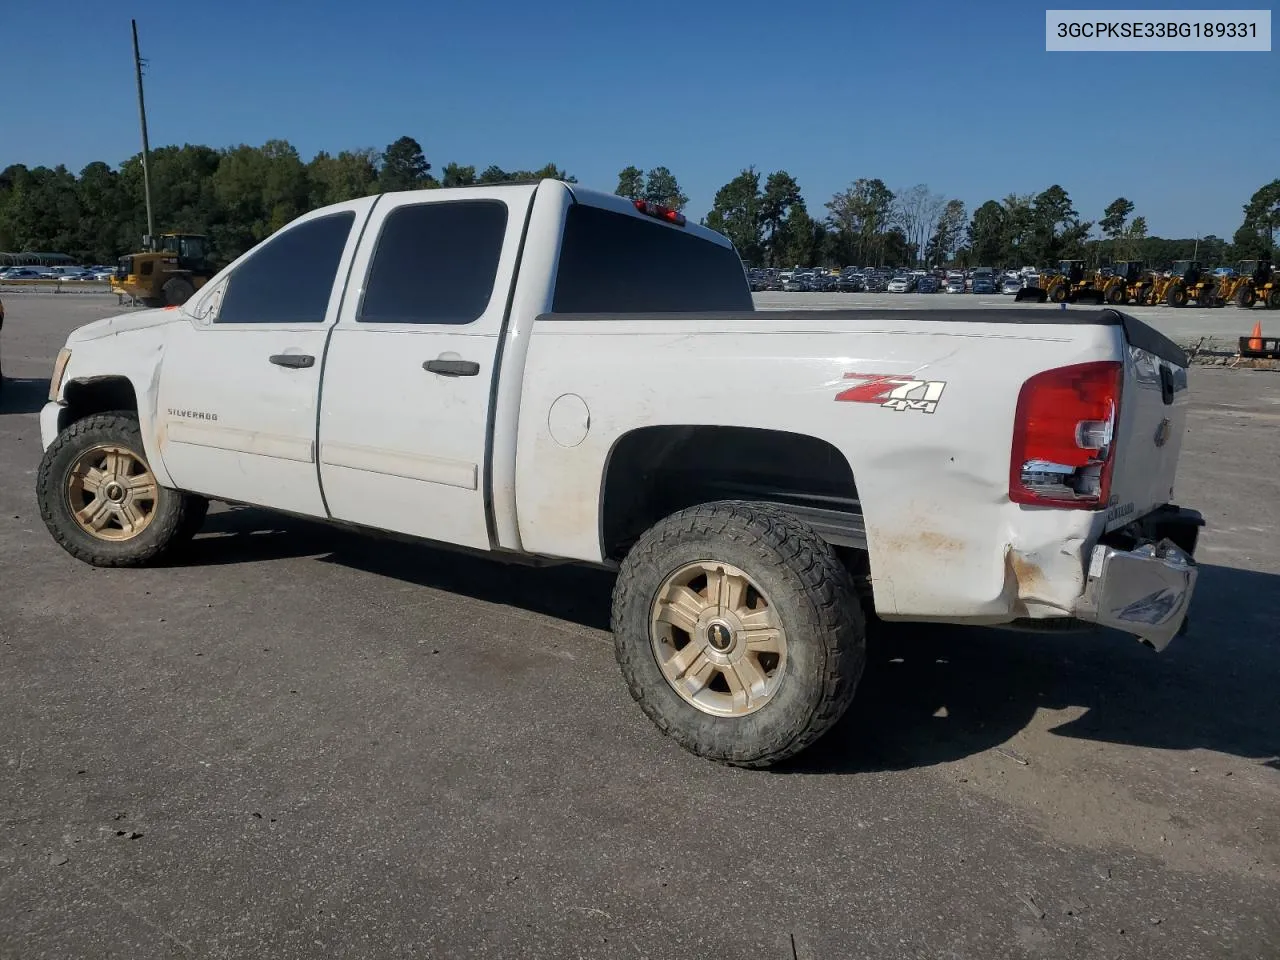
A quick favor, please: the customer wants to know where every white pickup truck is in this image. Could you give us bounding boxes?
[37,180,1203,767]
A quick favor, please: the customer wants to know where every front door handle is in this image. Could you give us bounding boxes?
[270,354,315,369]
[424,359,480,377]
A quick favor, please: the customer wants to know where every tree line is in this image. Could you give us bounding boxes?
[1,135,1275,270]
[687,167,1278,269]
[0,136,573,264]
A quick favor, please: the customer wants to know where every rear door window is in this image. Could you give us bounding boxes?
[553,204,752,313]
[217,212,355,324]
[358,200,508,325]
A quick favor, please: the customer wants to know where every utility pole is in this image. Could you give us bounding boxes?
[131,19,155,244]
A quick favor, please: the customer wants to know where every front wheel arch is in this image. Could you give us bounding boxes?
[57,375,175,490]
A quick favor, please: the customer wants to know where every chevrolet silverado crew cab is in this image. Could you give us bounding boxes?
[37,180,1202,768]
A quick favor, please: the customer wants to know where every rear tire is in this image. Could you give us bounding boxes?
[161,277,195,306]
[37,412,206,567]
[1236,286,1257,308]
[612,501,866,768]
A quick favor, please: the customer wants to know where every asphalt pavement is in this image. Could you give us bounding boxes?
[2,293,1278,959]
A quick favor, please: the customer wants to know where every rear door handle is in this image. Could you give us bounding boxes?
[270,354,315,369]
[424,359,480,377]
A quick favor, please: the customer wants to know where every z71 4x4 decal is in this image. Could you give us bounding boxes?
[835,373,947,414]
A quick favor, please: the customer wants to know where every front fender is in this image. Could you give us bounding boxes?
[46,324,174,488]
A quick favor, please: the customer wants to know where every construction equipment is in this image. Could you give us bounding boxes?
[1151,260,1217,308]
[1089,261,1147,305]
[111,234,215,307]
[1225,259,1280,309]
[1014,260,1097,303]
[1107,261,1157,306]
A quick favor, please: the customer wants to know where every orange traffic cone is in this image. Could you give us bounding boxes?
[1248,319,1264,352]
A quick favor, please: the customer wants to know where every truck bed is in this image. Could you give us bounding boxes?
[513,306,1190,627]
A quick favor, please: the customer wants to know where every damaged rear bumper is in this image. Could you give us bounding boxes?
[1074,507,1203,650]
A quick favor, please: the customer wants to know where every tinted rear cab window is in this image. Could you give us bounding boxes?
[359,200,508,324]
[552,204,751,313]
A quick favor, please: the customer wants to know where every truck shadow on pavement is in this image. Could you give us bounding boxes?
[186,508,1279,775]
[789,563,1280,774]
[0,377,51,416]
[185,506,617,627]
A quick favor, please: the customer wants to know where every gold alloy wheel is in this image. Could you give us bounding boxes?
[650,561,788,717]
[66,444,159,541]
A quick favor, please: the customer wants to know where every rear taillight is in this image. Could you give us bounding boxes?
[1009,361,1122,509]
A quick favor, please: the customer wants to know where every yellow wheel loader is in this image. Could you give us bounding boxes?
[1106,261,1156,306]
[111,234,215,307]
[1151,260,1217,308]
[1228,259,1280,310]
[1014,260,1101,303]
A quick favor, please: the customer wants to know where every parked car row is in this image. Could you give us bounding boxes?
[748,265,1036,295]
[0,265,115,282]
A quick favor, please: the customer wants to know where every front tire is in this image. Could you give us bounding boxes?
[1166,284,1188,307]
[37,412,206,567]
[1105,283,1125,305]
[612,501,866,768]
[1236,286,1257,308]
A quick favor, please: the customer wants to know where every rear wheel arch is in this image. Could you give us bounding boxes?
[598,423,866,567]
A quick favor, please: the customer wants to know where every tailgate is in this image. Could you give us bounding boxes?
[1106,316,1190,529]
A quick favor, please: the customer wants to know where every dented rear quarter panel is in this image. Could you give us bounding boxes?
[515,314,1127,623]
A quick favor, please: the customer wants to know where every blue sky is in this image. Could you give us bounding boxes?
[1,0,1274,238]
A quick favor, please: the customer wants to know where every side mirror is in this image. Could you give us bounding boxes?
[141,234,154,251]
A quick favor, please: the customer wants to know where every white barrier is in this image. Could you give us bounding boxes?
[0,279,116,296]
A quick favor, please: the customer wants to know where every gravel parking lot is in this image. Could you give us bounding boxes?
[2,293,1278,959]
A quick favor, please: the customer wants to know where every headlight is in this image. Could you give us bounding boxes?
[49,349,72,402]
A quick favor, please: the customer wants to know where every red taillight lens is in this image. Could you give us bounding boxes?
[1009,361,1122,509]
